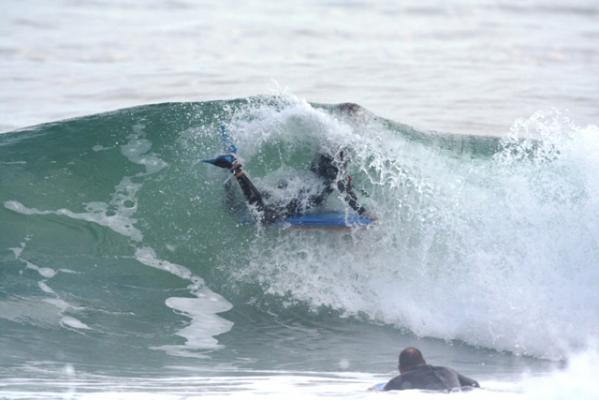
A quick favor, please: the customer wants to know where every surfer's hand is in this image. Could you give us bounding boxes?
[230,160,242,175]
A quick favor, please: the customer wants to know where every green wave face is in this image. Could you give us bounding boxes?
[1,97,597,372]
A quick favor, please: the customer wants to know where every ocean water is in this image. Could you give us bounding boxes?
[2,0,599,134]
[1,1,599,400]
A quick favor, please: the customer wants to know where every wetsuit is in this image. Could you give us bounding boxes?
[383,364,479,392]
[233,167,365,224]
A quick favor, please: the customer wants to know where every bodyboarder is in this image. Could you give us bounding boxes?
[204,149,369,224]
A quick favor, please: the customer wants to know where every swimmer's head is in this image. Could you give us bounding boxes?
[398,347,427,373]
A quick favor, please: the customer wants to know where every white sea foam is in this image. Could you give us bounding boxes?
[0,160,27,164]
[36,276,89,332]
[3,127,168,243]
[522,348,599,399]
[4,127,233,353]
[121,124,168,174]
[26,261,56,279]
[6,365,599,400]
[0,277,88,331]
[4,198,143,242]
[134,247,195,282]
[92,144,110,152]
[134,247,233,357]
[230,104,599,360]
[4,236,90,332]
[9,241,26,258]
[60,316,91,331]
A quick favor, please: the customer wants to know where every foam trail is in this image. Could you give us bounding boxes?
[3,239,90,331]
[134,247,233,357]
[3,124,169,242]
[4,197,143,242]
[3,122,235,355]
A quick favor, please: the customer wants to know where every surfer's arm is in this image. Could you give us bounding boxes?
[232,165,266,211]
[204,155,278,222]
[231,164,282,223]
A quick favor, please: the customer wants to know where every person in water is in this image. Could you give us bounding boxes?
[383,347,480,392]
[205,149,368,224]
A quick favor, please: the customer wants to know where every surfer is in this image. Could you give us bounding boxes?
[383,347,480,392]
[204,150,369,224]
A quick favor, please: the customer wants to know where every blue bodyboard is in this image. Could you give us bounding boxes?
[284,212,374,229]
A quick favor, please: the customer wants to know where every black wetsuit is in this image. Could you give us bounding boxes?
[234,171,365,224]
[383,364,479,392]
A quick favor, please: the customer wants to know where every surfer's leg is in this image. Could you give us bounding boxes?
[337,178,366,215]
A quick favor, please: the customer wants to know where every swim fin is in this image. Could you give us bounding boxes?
[202,154,238,169]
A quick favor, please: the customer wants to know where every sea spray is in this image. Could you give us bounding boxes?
[223,101,599,360]
[1,98,597,373]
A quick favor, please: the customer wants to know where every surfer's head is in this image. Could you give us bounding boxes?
[311,148,349,182]
[398,347,427,373]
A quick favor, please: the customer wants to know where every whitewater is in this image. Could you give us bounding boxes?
[2,1,599,399]
[1,96,598,399]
